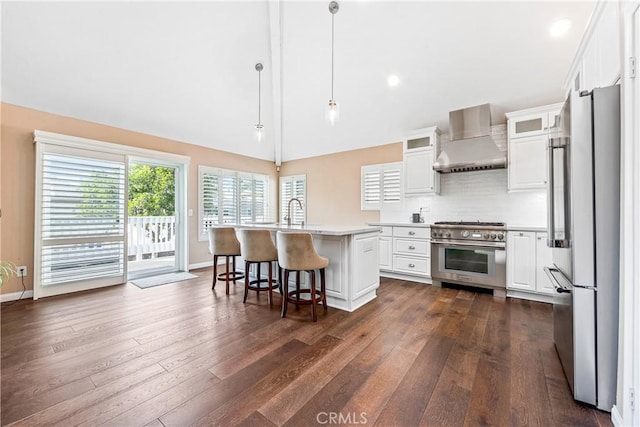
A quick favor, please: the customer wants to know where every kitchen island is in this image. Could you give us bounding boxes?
[231,223,382,312]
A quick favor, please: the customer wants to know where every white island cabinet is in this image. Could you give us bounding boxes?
[231,223,382,312]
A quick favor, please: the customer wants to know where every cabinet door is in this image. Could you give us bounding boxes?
[508,112,549,139]
[379,236,392,271]
[508,135,548,190]
[535,233,555,294]
[507,231,536,291]
[404,149,437,195]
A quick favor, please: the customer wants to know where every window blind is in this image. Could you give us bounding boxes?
[41,154,125,286]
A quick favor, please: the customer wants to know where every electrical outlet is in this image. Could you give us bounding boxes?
[17,266,27,277]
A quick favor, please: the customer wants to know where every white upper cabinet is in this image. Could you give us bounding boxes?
[403,126,440,196]
[506,103,563,191]
[566,1,621,93]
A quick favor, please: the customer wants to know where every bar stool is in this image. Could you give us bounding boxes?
[237,229,279,305]
[276,231,328,322]
[207,227,244,294]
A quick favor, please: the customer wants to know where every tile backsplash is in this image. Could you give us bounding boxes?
[380,169,547,227]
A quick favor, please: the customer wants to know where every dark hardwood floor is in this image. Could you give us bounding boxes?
[1,270,612,426]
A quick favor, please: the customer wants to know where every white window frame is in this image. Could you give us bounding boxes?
[279,174,307,224]
[198,165,271,241]
[33,130,190,299]
[361,162,403,210]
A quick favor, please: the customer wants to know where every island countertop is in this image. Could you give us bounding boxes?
[229,223,382,236]
[222,223,381,312]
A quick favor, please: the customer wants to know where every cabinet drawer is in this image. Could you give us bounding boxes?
[394,238,430,256]
[392,226,430,239]
[393,255,430,276]
[379,226,393,237]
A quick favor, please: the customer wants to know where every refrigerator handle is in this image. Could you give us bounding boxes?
[547,137,571,248]
[547,138,555,247]
[544,267,572,293]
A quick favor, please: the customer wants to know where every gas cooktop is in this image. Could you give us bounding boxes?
[433,221,506,227]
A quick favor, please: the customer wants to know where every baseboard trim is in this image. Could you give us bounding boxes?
[1,290,34,302]
[610,405,622,426]
[189,261,213,270]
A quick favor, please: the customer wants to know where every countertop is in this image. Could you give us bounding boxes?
[507,225,547,232]
[229,223,381,236]
[368,222,430,228]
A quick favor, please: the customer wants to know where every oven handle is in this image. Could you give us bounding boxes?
[431,239,506,250]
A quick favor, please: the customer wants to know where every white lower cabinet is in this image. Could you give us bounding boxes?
[507,230,554,301]
[377,225,431,284]
[378,227,393,271]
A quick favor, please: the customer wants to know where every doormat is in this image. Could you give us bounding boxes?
[130,272,198,289]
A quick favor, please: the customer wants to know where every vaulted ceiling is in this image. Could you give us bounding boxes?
[1,1,594,163]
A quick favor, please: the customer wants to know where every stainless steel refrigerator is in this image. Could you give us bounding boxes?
[544,85,620,412]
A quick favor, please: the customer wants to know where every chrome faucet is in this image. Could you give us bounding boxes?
[286,198,303,227]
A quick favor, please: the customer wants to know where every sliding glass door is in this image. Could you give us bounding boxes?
[127,160,180,279]
[34,131,190,299]
[34,145,127,298]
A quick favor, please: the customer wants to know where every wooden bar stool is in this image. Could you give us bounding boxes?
[207,227,244,294]
[276,231,328,322]
[237,229,279,305]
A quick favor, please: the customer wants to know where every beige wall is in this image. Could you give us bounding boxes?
[0,103,277,294]
[278,143,402,225]
[0,103,402,295]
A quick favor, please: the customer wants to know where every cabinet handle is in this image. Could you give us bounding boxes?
[519,232,524,236]
[408,245,415,250]
[408,263,415,268]
[408,231,415,235]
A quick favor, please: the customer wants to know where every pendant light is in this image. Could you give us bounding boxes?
[326,1,339,125]
[254,62,264,142]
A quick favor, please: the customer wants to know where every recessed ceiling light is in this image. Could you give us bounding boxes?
[550,18,571,38]
[387,75,400,87]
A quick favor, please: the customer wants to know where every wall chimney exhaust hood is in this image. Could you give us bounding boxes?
[433,103,506,173]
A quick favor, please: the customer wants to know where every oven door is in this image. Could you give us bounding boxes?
[431,240,506,288]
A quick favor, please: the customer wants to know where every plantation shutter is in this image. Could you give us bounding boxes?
[382,167,402,203]
[37,150,126,292]
[200,171,219,233]
[361,168,382,209]
[239,174,254,224]
[361,162,402,210]
[279,175,306,224]
[198,166,271,239]
[220,173,238,224]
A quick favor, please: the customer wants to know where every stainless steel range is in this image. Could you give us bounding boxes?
[430,221,506,297]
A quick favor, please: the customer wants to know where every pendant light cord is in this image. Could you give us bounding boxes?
[258,68,261,125]
[331,11,335,101]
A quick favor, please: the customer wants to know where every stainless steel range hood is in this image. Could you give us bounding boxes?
[433,103,506,173]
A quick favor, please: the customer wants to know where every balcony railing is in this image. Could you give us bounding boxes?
[127,216,176,261]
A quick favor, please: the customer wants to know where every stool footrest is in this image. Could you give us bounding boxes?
[287,289,323,305]
[217,271,244,280]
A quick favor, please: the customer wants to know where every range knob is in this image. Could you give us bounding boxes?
[497,233,504,240]
[432,231,438,238]
[438,231,443,237]
[490,233,497,239]
[445,231,451,238]
[461,230,470,238]
[483,233,490,239]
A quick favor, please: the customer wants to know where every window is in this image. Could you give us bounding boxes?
[361,162,402,210]
[198,166,270,240]
[279,175,306,224]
